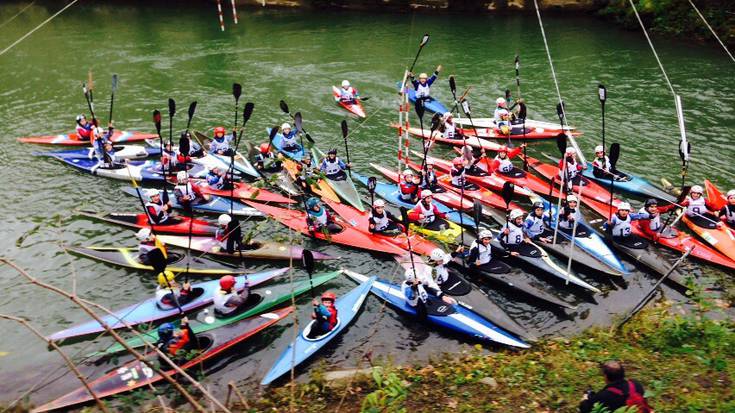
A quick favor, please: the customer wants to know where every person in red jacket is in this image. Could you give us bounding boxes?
[399,169,421,203]
[75,114,94,142]
[490,144,526,176]
[636,198,677,241]
[579,360,652,413]
[558,147,586,191]
[408,190,449,231]
[308,292,338,338]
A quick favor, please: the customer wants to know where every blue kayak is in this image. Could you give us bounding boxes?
[34,145,161,160]
[260,277,374,385]
[543,200,629,276]
[352,171,476,228]
[396,81,450,115]
[343,270,529,348]
[47,268,288,343]
[50,157,207,183]
[582,162,675,202]
[268,128,305,161]
[120,187,263,218]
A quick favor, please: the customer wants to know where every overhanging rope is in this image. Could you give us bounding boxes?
[627,0,677,97]
[687,0,735,63]
[0,1,36,31]
[0,0,78,58]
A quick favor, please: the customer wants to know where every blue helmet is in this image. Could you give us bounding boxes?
[305,197,321,209]
[158,322,174,341]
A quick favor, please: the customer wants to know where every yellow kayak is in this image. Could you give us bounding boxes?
[410,219,463,244]
[282,158,341,203]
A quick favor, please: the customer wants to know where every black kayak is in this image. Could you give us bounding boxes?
[606,234,691,289]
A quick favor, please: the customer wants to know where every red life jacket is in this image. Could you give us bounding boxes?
[607,380,652,413]
[326,306,338,329]
[167,329,190,356]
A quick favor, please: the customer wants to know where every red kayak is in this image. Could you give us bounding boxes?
[525,156,617,207]
[393,124,504,152]
[457,126,581,140]
[79,211,218,236]
[332,86,366,118]
[193,179,295,204]
[241,201,409,256]
[324,199,439,256]
[18,130,157,146]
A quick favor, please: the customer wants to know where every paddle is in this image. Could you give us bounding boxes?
[419,113,441,175]
[302,249,316,297]
[552,133,568,244]
[185,101,197,134]
[501,181,514,245]
[514,55,522,100]
[460,97,491,153]
[675,95,691,192]
[232,82,242,131]
[598,84,607,158]
[230,103,255,216]
[265,125,280,156]
[607,142,621,219]
[280,100,314,145]
[168,98,176,148]
[152,109,170,206]
[85,70,98,127]
[399,206,419,280]
[340,120,352,178]
[472,199,482,246]
[367,176,377,207]
[407,34,430,81]
[108,74,118,126]
[179,102,198,157]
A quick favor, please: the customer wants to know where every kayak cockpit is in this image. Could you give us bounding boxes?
[302,318,342,341]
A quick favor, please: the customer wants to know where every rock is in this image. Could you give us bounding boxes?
[479,377,498,389]
[323,368,373,382]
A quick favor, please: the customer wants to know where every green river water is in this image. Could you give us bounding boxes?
[0,1,733,408]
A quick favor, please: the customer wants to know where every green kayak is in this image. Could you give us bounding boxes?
[311,146,365,211]
[91,271,340,357]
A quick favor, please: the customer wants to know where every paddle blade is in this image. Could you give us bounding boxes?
[147,247,167,275]
[556,134,567,155]
[556,101,565,123]
[400,207,410,234]
[305,133,315,144]
[518,101,527,120]
[232,83,242,101]
[515,54,520,70]
[460,99,471,116]
[187,101,197,121]
[153,110,162,136]
[168,98,176,118]
[449,75,457,95]
[609,142,621,169]
[677,186,691,204]
[242,102,254,125]
[367,176,377,194]
[294,112,303,132]
[279,100,289,114]
[87,69,94,91]
[111,74,119,93]
[415,99,425,120]
[341,120,349,139]
[505,89,511,100]
[501,181,514,208]
[419,33,429,47]
[268,125,279,141]
[473,199,482,225]
[598,84,607,103]
[430,113,441,132]
[302,249,315,275]
[179,135,190,157]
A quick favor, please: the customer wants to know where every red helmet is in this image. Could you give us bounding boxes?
[214,126,226,136]
[497,146,508,153]
[259,143,270,153]
[452,157,464,167]
[321,291,336,301]
[219,275,236,290]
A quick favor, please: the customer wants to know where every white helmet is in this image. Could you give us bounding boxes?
[95,127,105,136]
[404,268,418,281]
[403,169,414,176]
[429,248,450,264]
[727,190,735,199]
[479,229,493,239]
[690,185,703,194]
[373,199,385,208]
[617,202,631,211]
[565,147,576,155]
[594,145,604,153]
[509,209,524,220]
[76,114,86,122]
[281,123,291,131]
[420,189,433,199]
[418,72,428,80]
[136,227,152,241]
[495,97,506,106]
[145,188,160,199]
[443,112,453,119]
[341,80,350,88]
[176,171,188,182]
[218,214,232,226]
[566,195,579,203]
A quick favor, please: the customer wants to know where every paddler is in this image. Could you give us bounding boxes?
[318,148,350,180]
[558,147,586,192]
[493,97,509,124]
[636,198,677,241]
[209,126,233,156]
[97,140,120,169]
[716,190,735,229]
[338,80,359,104]
[156,318,197,362]
[136,227,164,265]
[278,123,301,153]
[92,125,113,161]
[161,141,180,172]
[459,144,487,176]
[450,157,479,191]
[180,131,205,158]
[215,214,239,252]
[174,171,205,207]
[523,201,553,243]
[213,275,251,317]
[399,169,421,203]
[419,161,441,193]
[205,167,232,190]
[499,209,530,256]
[368,199,402,235]
[305,197,342,234]
[557,194,582,231]
[144,189,172,225]
[409,65,442,101]
[401,268,452,320]
[254,143,281,172]
[679,185,722,227]
[490,144,526,175]
[440,112,458,140]
[467,230,506,272]
[405,263,457,305]
[408,190,450,231]
[308,292,338,338]
[155,270,194,310]
[604,202,646,239]
[591,145,619,180]
[75,114,94,142]
[294,153,318,195]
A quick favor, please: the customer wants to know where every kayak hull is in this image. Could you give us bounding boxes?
[332,85,366,118]
[156,235,337,261]
[121,187,263,217]
[34,145,159,161]
[312,146,365,211]
[78,211,218,236]
[582,163,675,202]
[397,124,504,151]
[398,82,449,114]
[192,179,296,204]
[18,130,157,146]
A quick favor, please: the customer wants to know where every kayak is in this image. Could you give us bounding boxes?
[193,152,261,180]
[95,271,340,356]
[261,277,374,385]
[18,130,157,146]
[525,156,619,207]
[352,171,477,228]
[604,232,690,289]
[582,162,675,202]
[33,308,292,413]
[46,267,287,344]
[121,187,264,218]
[191,179,296,204]
[324,198,439,256]
[543,200,628,276]
[243,141,302,197]
[681,212,735,262]
[332,85,366,118]
[34,145,159,161]
[78,211,218,236]
[453,117,576,132]
[395,124,504,152]
[456,125,577,140]
[343,270,529,348]
[65,246,249,276]
[410,220,463,245]
[155,234,337,261]
[48,157,207,183]
[268,128,306,161]
[242,200,409,256]
[282,157,342,203]
[312,146,365,211]
[397,81,450,114]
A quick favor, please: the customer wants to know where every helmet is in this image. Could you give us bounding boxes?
[452,157,464,167]
[727,190,735,199]
[321,291,336,301]
[158,323,174,340]
[690,185,703,194]
[497,146,508,153]
[281,123,291,131]
[259,143,270,153]
[176,171,188,182]
[429,248,449,264]
[214,126,226,136]
[306,197,321,209]
[443,112,453,119]
[157,271,176,287]
[565,147,576,155]
[76,114,86,122]
[425,160,434,167]
[532,201,544,210]
[594,145,604,153]
[136,227,152,241]
[479,229,493,239]
[496,97,506,107]
[219,275,236,290]
[644,199,658,208]
[373,199,385,208]
[327,148,338,155]
[341,80,350,88]
[509,209,524,220]
[418,72,428,80]
[218,214,232,226]
[617,202,631,211]
[420,189,433,199]
[145,188,160,199]
[403,169,414,176]
[566,195,579,203]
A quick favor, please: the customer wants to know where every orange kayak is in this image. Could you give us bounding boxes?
[332,86,366,118]
[281,158,341,203]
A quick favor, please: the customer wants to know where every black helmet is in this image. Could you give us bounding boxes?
[644,199,658,208]
[328,148,338,155]
[532,201,544,210]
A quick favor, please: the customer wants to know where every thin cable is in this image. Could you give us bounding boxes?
[0,1,36,30]
[627,0,676,96]
[688,0,735,63]
[0,0,78,58]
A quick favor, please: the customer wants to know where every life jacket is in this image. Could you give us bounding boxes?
[145,202,168,224]
[493,107,508,123]
[155,285,180,310]
[76,123,93,141]
[415,200,436,224]
[339,87,356,101]
[558,206,581,230]
[401,281,428,307]
[325,306,338,329]
[415,81,431,98]
[684,195,706,217]
[321,157,343,176]
[215,227,230,249]
[433,264,450,285]
[399,180,418,201]
[606,380,653,413]
[450,166,466,187]
[721,204,735,224]
[165,329,190,356]
[502,222,524,245]
[559,157,581,181]
[206,172,225,189]
[470,240,493,265]
[138,240,157,256]
[213,289,240,316]
[638,207,663,232]
[308,208,329,226]
[280,130,298,148]
[370,210,391,232]
[592,155,610,171]
[443,121,456,139]
[494,154,514,173]
[610,213,633,237]
[422,170,438,188]
[209,136,231,153]
[524,213,546,238]
[174,182,197,202]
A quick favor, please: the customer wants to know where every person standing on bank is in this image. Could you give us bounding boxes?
[579,360,652,413]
